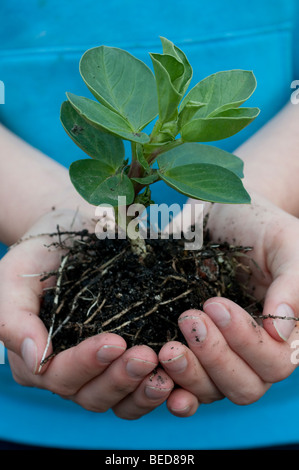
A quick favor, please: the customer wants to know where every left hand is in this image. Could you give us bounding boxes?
[0,208,174,420]
[159,193,299,417]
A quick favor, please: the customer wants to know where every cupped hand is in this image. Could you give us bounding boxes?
[159,193,299,417]
[0,208,173,419]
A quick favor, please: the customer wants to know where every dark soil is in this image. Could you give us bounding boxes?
[39,227,262,364]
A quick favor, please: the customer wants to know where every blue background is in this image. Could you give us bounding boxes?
[0,0,298,449]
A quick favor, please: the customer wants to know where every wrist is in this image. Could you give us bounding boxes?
[234,102,299,217]
[0,125,96,245]
[205,190,278,246]
[1,173,95,246]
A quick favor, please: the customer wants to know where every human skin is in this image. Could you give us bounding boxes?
[158,193,299,417]
[158,102,299,417]
[0,101,299,420]
[0,124,174,417]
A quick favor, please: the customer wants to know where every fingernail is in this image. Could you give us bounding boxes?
[96,345,126,364]
[273,304,296,341]
[170,405,191,415]
[126,358,157,378]
[21,338,38,374]
[145,385,173,400]
[204,302,231,328]
[161,354,188,373]
[178,315,207,343]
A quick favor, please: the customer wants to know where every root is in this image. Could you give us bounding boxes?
[39,254,69,371]
[38,230,299,365]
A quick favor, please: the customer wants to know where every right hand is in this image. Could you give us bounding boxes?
[159,193,299,416]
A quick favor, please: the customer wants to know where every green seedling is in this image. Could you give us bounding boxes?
[61,37,259,253]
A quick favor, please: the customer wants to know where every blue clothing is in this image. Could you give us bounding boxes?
[0,0,298,449]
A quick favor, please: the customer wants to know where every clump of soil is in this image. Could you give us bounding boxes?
[39,227,261,364]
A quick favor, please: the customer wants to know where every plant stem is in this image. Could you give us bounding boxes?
[146,137,183,165]
[117,207,147,258]
[120,127,183,259]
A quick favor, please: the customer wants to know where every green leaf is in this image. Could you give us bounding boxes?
[178,100,206,129]
[60,101,125,170]
[157,142,245,178]
[181,107,260,142]
[134,143,150,172]
[149,37,193,124]
[69,159,134,206]
[66,92,150,144]
[157,163,250,204]
[180,70,257,118]
[159,37,192,95]
[150,52,182,123]
[131,172,160,185]
[79,46,158,131]
[91,173,135,207]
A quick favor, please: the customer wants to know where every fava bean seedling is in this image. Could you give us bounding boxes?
[39,38,262,364]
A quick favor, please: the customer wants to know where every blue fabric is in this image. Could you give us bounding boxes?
[0,0,299,450]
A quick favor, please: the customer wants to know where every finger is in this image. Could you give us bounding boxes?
[178,309,269,405]
[260,271,299,343]
[159,341,223,404]
[166,388,199,417]
[0,210,90,373]
[72,345,158,413]
[112,368,174,420]
[258,218,299,342]
[33,333,127,390]
[203,298,297,383]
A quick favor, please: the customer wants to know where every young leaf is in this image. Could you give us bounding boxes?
[79,46,158,131]
[149,38,193,124]
[157,142,245,178]
[150,52,182,123]
[66,92,150,144]
[159,37,192,96]
[69,159,134,206]
[181,107,260,142]
[60,101,125,170]
[157,163,250,204]
[180,69,257,117]
[63,41,259,216]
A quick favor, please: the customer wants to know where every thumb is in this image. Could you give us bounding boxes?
[0,240,59,374]
[261,274,298,343]
[255,212,299,343]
